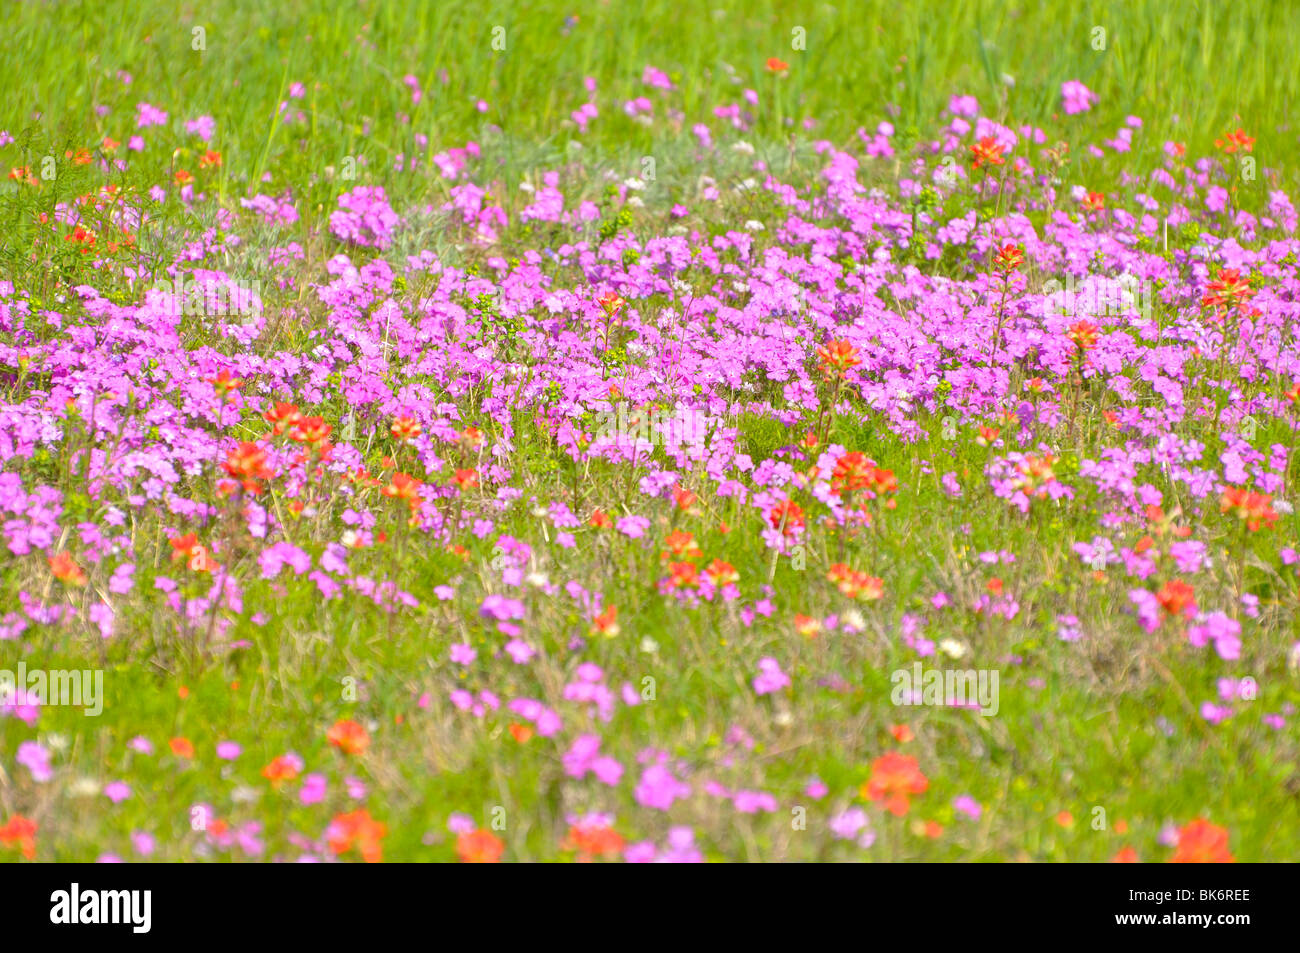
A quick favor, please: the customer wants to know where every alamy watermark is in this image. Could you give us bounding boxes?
[149,274,263,322]
[593,402,709,452]
[0,662,103,716]
[1041,272,1154,322]
[890,662,999,716]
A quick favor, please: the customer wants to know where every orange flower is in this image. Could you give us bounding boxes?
[174,169,193,186]
[0,814,37,859]
[660,529,702,561]
[816,338,861,376]
[1201,267,1254,312]
[671,484,698,511]
[452,468,480,491]
[1081,190,1105,212]
[327,809,388,863]
[890,724,914,743]
[198,149,223,169]
[862,751,929,816]
[261,754,300,783]
[327,719,370,755]
[1067,320,1100,351]
[703,558,739,587]
[456,828,504,863]
[596,292,625,317]
[1156,579,1197,618]
[793,614,822,638]
[1220,486,1278,532]
[381,472,423,506]
[290,416,332,446]
[827,563,884,600]
[591,604,620,637]
[562,821,625,860]
[1171,819,1234,863]
[1214,129,1254,154]
[508,722,534,743]
[589,509,613,529]
[969,136,1005,169]
[208,368,243,399]
[992,244,1024,272]
[976,424,1000,446]
[169,737,195,759]
[666,561,700,589]
[48,551,87,586]
[221,441,274,494]
[1111,846,1140,863]
[765,57,789,73]
[169,532,219,573]
[1055,810,1075,828]
[767,497,805,535]
[459,426,485,450]
[391,415,422,442]
[263,401,303,435]
[831,451,873,495]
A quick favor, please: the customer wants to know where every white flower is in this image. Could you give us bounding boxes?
[69,777,101,798]
[744,219,765,232]
[733,140,755,155]
[938,638,967,659]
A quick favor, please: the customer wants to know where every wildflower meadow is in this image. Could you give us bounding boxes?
[1,0,1298,873]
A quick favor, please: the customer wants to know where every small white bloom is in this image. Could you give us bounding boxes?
[938,638,967,659]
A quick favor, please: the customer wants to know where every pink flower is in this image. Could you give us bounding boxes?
[635,763,692,811]
[1060,80,1098,115]
[752,657,790,695]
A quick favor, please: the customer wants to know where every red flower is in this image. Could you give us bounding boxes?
[596,292,625,317]
[289,416,332,445]
[591,604,620,637]
[765,57,789,73]
[208,368,243,400]
[992,244,1024,272]
[1156,579,1196,618]
[456,828,504,863]
[221,441,274,494]
[327,810,388,863]
[1201,267,1254,312]
[390,415,422,442]
[562,821,625,860]
[703,558,739,587]
[1067,320,1100,351]
[1220,486,1278,531]
[767,497,805,535]
[263,402,303,436]
[48,551,87,586]
[862,752,929,816]
[1214,129,1254,154]
[969,137,1005,169]
[327,719,370,755]
[1171,819,1234,863]
[816,338,861,376]
[0,814,37,859]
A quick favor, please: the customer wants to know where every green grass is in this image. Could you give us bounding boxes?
[1,0,1297,863]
